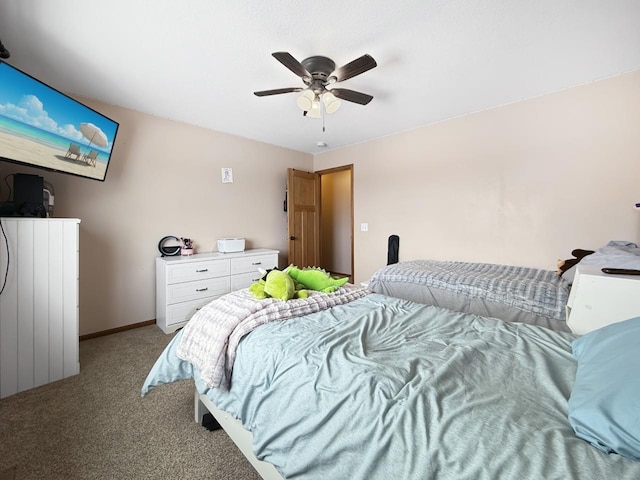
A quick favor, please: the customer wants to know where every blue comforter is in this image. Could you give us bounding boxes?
[142,293,640,479]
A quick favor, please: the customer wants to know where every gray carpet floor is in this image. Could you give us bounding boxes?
[0,325,262,480]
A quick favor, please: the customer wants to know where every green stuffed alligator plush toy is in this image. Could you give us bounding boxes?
[249,268,308,301]
[285,265,349,293]
[248,265,349,300]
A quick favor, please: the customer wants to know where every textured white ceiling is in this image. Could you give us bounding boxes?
[1,0,639,154]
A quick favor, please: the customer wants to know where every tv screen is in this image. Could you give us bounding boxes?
[0,60,119,182]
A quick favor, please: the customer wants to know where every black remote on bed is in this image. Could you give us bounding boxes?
[601,267,640,275]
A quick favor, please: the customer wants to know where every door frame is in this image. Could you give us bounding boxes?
[316,164,354,282]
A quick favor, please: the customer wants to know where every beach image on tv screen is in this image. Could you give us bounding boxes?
[0,62,119,181]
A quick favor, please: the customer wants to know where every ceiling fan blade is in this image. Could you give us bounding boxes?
[330,88,374,105]
[272,52,312,79]
[254,87,303,97]
[330,54,377,82]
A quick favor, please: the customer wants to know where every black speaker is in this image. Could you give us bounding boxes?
[387,234,400,265]
[13,173,45,217]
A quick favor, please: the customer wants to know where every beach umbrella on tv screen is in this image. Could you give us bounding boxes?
[80,123,108,148]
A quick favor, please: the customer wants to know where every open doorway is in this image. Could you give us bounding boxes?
[318,165,353,282]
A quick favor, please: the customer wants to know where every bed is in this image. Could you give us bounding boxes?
[367,241,640,334]
[142,285,640,479]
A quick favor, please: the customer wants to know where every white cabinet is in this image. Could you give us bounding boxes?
[156,249,278,333]
[566,265,640,335]
[0,218,80,399]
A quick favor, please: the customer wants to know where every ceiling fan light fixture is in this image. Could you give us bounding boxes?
[306,98,322,119]
[322,92,341,114]
[296,89,315,111]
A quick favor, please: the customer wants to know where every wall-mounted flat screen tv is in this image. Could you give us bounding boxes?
[0,60,119,182]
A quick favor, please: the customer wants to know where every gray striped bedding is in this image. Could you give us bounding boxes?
[368,260,571,330]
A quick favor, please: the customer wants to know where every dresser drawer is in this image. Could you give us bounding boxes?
[166,277,231,304]
[166,296,216,328]
[231,271,264,291]
[231,253,278,275]
[166,259,230,284]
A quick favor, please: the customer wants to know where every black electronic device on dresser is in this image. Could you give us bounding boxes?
[0,173,46,217]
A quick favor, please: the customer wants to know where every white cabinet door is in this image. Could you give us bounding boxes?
[0,218,80,399]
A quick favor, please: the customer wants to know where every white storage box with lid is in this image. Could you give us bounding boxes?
[217,237,245,253]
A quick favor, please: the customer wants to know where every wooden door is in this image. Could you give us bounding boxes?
[287,168,320,267]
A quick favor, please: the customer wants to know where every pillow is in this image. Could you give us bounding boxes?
[568,316,640,460]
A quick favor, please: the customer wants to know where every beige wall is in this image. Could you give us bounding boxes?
[0,103,312,335]
[315,70,640,284]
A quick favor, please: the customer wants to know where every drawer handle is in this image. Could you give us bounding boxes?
[196,268,209,273]
[196,287,209,292]
[252,262,262,265]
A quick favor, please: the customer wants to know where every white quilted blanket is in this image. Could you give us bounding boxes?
[176,285,369,390]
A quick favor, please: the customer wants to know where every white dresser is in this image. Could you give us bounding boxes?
[156,249,279,333]
[0,217,80,399]
[566,265,640,335]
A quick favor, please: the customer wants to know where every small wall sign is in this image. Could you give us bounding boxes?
[221,168,233,183]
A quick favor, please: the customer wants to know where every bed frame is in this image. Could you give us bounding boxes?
[194,390,284,480]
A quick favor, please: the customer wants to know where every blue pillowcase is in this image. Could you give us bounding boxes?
[568,316,640,461]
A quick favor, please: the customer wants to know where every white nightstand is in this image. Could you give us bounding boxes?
[566,265,640,335]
